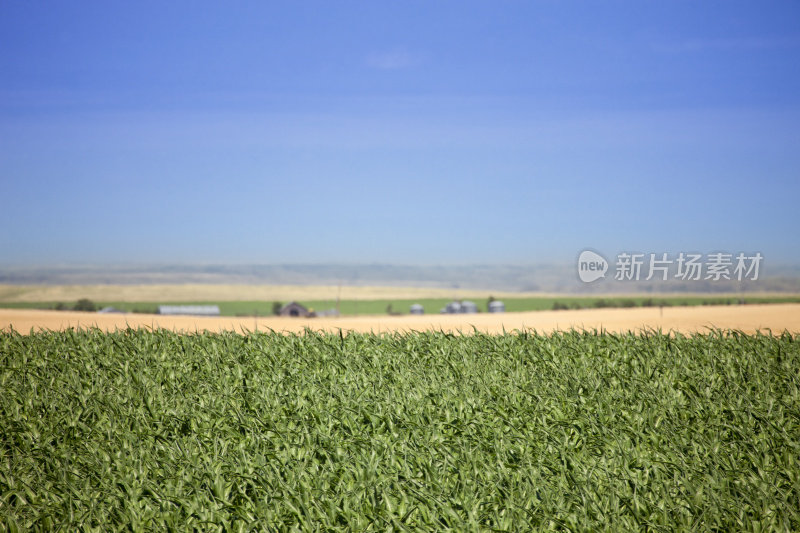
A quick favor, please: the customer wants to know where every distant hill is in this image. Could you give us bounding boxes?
[1,263,798,293]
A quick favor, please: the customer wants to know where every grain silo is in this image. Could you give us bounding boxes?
[488,300,505,313]
[461,300,478,313]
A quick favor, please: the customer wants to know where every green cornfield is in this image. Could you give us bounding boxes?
[1,328,799,531]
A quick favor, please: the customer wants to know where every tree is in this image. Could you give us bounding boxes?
[272,302,283,316]
[73,299,97,312]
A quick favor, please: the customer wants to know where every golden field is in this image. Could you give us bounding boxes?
[2,303,799,335]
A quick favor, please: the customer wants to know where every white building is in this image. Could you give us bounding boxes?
[157,305,221,316]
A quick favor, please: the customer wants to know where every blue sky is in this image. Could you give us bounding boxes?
[1,1,799,266]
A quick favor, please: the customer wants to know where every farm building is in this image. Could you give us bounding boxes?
[312,308,340,318]
[440,301,478,314]
[441,301,462,314]
[409,304,425,315]
[461,300,478,313]
[157,305,220,316]
[488,301,506,313]
[279,301,310,317]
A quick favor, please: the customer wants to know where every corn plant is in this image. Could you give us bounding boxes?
[1,328,798,531]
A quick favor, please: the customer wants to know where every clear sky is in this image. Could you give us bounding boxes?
[1,1,798,266]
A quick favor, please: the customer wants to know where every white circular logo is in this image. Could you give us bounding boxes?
[577,250,608,283]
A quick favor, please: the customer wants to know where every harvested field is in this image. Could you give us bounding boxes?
[2,303,799,335]
[4,284,794,305]
[0,284,544,303]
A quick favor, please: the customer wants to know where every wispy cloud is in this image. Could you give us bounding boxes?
[366,49,418,70]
